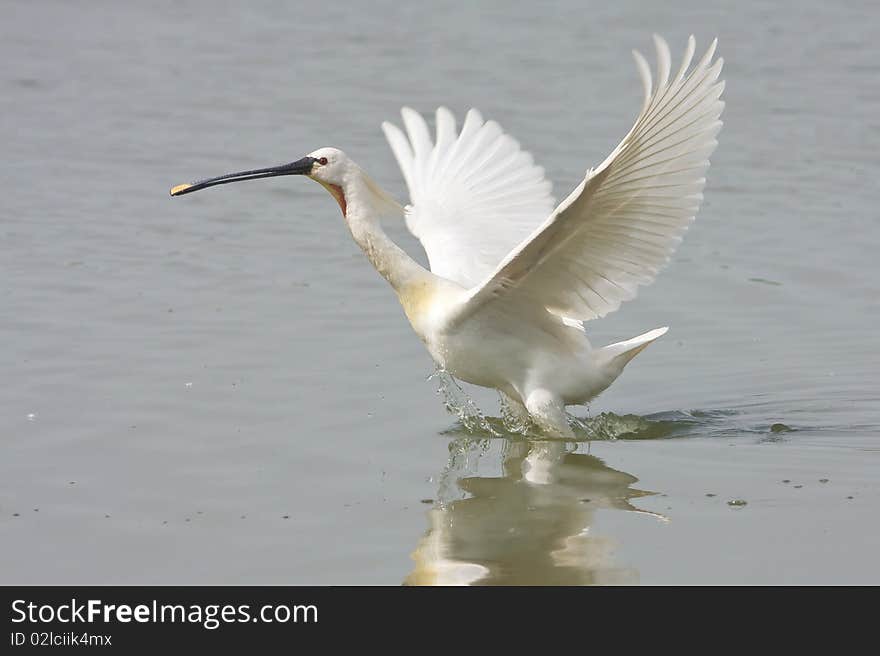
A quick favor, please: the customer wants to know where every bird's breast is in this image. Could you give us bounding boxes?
[397,281,436,329]
[396,279,467,353]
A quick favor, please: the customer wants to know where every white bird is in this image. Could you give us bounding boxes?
[171,35,724,438]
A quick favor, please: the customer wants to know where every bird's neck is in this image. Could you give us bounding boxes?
[338,168,431,294]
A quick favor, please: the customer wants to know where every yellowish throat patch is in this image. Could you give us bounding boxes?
[315,180,347,216]
[398,281,435,326]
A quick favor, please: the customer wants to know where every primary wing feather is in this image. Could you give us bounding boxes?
[459,35,725,322]
[382,107,554,288]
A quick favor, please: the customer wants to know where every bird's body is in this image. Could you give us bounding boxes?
[322,159,671,435]
[171,35,724,437]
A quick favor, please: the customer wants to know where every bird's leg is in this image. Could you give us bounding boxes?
[524,389,575,439]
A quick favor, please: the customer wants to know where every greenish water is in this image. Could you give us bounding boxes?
[1,0,878,584]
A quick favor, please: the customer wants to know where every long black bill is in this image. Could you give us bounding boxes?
[170,156,316,196]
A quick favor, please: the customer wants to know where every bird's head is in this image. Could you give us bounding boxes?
[169,146,353,215]
[305,147,348,185]
[304,147,350,215]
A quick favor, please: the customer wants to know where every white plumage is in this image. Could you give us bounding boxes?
[387,35,723,328]
[383,108,556,288]
[171,35,725,437]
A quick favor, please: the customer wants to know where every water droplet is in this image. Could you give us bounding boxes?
[27,413,36,421]
[12,512,20,517]
[782,479,791,483]
[282,515,290,519]
[706,493,717,497]
[431,368,500,436]
[794,485,803,489]
[727,499,748,507]
[819,478,829,483]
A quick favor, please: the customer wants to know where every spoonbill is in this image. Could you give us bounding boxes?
[170,35,724,437]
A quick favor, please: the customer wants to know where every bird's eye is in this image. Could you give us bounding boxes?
[317,157,328,165]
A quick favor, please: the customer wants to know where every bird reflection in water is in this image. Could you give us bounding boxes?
[406,438,663,585]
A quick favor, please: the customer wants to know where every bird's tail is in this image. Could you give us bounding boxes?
[598,327,668,372]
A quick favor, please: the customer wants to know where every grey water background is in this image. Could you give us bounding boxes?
[2,0,878,584]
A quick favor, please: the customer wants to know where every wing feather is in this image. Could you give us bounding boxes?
[382,108,554,287]
[458,35,725,323]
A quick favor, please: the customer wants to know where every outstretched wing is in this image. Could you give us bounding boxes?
[382,107,555,288]
[457,35,725,323]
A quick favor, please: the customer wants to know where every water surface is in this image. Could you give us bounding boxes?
[1,0,878,584]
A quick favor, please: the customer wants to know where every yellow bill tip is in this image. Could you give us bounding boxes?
[170,183,192,196]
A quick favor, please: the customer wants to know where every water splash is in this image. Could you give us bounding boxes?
[566,410,592,435]
[498,393,532,435]
[435,436,493,505]
[431,373,605,439]
[447,406,708,441]
[429,369,736,442]
[572,412,685,441]
[429,368,501,437]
